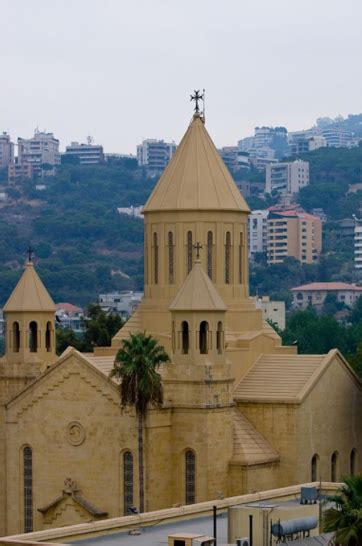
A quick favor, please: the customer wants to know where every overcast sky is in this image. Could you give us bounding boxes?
[1,0,361,153]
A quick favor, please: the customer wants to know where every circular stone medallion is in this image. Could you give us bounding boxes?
[66,421,86,446]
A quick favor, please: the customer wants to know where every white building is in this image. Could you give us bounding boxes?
[0,133,14,168]
[321,127,355,148]
[117,205,144,218]
[65,140,104,164]
[18,130,60,175]
[252,295,286,330]
[98,291,143,318]
[291,282,362,310]
[265,160,309,198]
[354,218,362,269]
[137,139,177,173]
[248,210,269,257]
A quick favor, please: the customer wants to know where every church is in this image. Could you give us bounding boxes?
[0,107,361,536]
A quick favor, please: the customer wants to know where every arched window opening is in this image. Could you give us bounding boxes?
[350,448,357,476]
[172,321,176,353]
[311,454,319,482]
[185,450,196,505]
[23,446,33,532]
[207,231,213,279]
[123,451,134,515]
[331,451,338,482]
[168,231,174,284]
[181,321,189,354]
[199,321,209,355]
[153,233,158,284]
[216,321,223,354]
[46,322,52,352]
[187,231,193,274]
[13,322,20,353]
[225,231,231,284]
[239,232,243,284]
[29,322,38,353]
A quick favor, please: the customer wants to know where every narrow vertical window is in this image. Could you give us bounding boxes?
[23,447,33,532]
[13,322,20,352]
[185,450,196,505]
[172,321,175,353]
[187,231,193,274]
[331,451,338,482]
[168,231,174,284]
[225,231,231,284]
[239,232,243,284]
[216,321,223,354]
[123,451,134,515]
[153,233,158,284]
[311,454,319,482]
[207,231,213,279]
[46,321,52,352]
[350,448,357,476]
[199,321,209,354]
[29,322,38,353]
[181,321,189,354]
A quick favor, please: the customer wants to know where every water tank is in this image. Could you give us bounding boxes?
[271,516,318,537]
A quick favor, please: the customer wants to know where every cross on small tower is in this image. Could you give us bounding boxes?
[190,90,204,114]
[27,245,34,262]
[193,242,203,260]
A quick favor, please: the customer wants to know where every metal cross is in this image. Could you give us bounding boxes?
[190,90,204,113]
[27,245,34,262]
[193,242,203,259]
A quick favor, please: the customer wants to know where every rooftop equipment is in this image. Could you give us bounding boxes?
[300,487,318,505]
[271,517,318,541]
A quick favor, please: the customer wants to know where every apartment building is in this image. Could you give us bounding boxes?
[267,210,322,265]
[137,139,176,173]
[248,209,269,257]
[291,282,362,310]
[251,295,286,330]
[218,146,250,172]
[265,160,309,198]
[64,140,104,164]
[288,134,327,156]
[8,160,33,181]
[18,130,60,175]
[321,127,355,148]
[0,132,14,168]
[354,218,362,269]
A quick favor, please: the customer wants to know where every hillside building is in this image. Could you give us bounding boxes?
[137,139,177,174]
[291,282,362,311]
[265,160,309,198]
[251,295,285,330]
[0,133,14,168]
[267,210,322,265]
[64,140,104,165]
[354,217,362,269]
[218,147,249,172]
[248,209,268,257]
[17,130,60,176]
[0,107,360,536]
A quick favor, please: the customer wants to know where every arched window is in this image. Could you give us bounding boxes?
[187,231,193,274]
[331,451,338,482]
[45,322,52,352]
[23,446,33,532]
[185,450,196,505]
[207,231,213,279]
[181,321,189,354]
[123,451,134,515]
[153,233,158,284]
[199,321,209,354]
[350,448,357,476]
[172,321,175,353]
[239,232,243,284]
[311,453,319,482]
[29,322,38,353]
[13,321,20,353]
[168,231,174,284]
[225,231,231,284]
[216,321,223,354]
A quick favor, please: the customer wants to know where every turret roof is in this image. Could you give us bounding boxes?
[143,115,250,213]
[3,261,56,312]
[169,260,227,312]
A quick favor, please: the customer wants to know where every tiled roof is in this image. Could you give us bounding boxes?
[234,353,332,403]
[83,354,116,377]
[291,282,362,292]
[270,210,319,221]
[56,302,83,312]
[231,409,279,465]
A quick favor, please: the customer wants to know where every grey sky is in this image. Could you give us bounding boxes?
[1,0,361,153]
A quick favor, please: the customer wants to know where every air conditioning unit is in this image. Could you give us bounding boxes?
[236,538,250,546]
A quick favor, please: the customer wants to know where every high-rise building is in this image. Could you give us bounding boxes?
[0,132,14,169]
[288,134,327,156]
[17,130,60,175]
[218,146,250,172]
[137,139,177,173]
[354,218,362,269]
[321,127,355,148]
[265,160,309,198]
[64,140,104,165]
[267,210,322,265]
[248,210,269,257]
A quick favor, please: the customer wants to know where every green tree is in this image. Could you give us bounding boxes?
[323,475,362,545]
[110,332,169,513]
[56,327,84,355]
[82,304,124,351]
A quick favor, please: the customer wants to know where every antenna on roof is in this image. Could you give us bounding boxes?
[87,135,94,145]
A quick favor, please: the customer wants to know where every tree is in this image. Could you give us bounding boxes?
[56,327,83,355]
[110,332,169,513]
[323,475,362,545]
[82,304,124,351]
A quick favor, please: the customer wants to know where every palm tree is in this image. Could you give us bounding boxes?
[110,332,169,513]
[323,475,362,545]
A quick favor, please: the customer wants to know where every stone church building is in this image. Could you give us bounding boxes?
[0,111,361,535]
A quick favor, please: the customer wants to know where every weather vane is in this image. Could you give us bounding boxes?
[27,245,34,262]
[190,90,204,114]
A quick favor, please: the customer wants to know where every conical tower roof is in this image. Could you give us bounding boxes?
[170,260,227,312]
[144,115,250,213]
[3,261,56,313]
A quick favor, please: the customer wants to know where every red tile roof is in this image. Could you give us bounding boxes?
[271,210,320,221]
[56,302,83,313]
[291,282,362,292]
